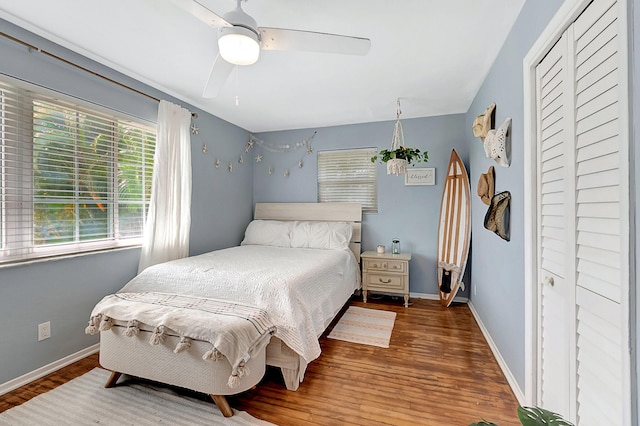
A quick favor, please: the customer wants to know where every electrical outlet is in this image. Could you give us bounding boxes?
[473,284,477,296]
[38,321,51,341]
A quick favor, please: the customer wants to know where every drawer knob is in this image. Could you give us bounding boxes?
[379,278,392,284]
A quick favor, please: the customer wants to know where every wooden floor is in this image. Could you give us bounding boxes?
[0,297,520,425]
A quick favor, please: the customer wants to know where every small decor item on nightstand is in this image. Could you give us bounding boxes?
[392,239,400,254]
[377,245,385,254]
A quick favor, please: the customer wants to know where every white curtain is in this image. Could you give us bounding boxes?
[138,100,192,273]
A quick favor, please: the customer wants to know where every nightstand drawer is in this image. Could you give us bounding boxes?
[363,259,406,273]
[366,273,404,290]
[385,260,406,273]
[364,259,388,270]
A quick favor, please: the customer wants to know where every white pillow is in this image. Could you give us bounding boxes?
[290,221,352,250]
[241,220,293,247]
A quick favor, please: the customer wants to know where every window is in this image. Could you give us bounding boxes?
[317,148,377,213]
[0,77,156,264]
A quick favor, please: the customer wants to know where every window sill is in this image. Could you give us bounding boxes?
[0,244,142,270]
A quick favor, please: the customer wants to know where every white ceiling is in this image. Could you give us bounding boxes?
[0,0,524,133]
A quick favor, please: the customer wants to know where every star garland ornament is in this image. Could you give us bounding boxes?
[249,131,316,153]
[194,128,317,177]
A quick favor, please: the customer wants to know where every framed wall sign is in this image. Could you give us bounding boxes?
[405,168,435,186]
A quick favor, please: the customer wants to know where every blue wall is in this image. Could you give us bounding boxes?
[252,114,469,297]
[0,19,253,385]
[465,0,565,393]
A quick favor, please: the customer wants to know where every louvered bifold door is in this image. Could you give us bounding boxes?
[572,0,627,423]
[535,0,629,423]
[535,33,573,419]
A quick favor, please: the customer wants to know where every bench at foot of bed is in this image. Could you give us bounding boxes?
[99,327,268,419]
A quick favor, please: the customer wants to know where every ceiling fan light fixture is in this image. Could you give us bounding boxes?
[218,26,260,65]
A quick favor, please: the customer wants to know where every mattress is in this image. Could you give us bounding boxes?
[118,245,360,364]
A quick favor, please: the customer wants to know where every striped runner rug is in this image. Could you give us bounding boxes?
[327,306,396,348]
[0,368,275,426]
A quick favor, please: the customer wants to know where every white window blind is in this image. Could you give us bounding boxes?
[0,77,156,264]
[317,148,377,213]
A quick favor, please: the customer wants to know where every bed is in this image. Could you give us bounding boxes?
[87,202,362,417]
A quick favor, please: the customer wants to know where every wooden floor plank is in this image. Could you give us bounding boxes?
[0,298,520,425]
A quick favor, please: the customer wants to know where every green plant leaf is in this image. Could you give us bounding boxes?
[371,147,429,166]
[469,421,499,426]
[517,406,574,426]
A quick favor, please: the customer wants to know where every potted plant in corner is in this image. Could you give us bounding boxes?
[371,98,428,175]
[469,406,574,426]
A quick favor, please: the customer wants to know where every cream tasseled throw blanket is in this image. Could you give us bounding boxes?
[86,292,275,388]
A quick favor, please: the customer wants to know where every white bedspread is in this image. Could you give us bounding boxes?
[118,245,360,363]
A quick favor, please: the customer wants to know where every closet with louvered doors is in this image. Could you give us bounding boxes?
[534,0,630,424]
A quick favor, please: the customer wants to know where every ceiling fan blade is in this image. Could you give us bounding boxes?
[170,0,231,28]
[259,27,371,56]
[202,53,234,98]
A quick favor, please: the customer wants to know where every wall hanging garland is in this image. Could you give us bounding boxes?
[191,115,316,177]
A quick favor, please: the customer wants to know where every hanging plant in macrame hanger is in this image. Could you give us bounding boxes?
[371,98,428,175]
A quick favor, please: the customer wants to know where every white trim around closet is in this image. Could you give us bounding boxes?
[523,1,631,421]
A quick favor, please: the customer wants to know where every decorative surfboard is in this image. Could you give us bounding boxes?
[437,149,471,307]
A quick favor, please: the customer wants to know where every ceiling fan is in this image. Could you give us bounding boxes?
[172,0,371,98]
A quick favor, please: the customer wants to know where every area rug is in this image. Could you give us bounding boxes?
[327,306,396,348]
[0,368,275,426]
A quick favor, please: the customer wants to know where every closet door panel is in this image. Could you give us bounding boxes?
[536,33,572,415]
[572,0,625,423]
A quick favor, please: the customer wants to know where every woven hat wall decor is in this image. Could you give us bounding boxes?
[472,103,512,168]
[477,165,510,241]
[484,191,511,241]
[477,166,495,206]
[472,102,495,141]
[483,117,512,167]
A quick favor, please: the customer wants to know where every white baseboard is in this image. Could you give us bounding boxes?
[0,343,99,396]
[410,291,469,303]
[467,301,525,405]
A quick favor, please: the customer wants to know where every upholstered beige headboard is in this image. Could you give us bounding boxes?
[253,202,362,263]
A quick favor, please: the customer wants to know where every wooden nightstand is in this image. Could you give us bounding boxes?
[361,251,411,307]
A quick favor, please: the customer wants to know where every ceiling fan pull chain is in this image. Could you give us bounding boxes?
[235,65,240,106]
